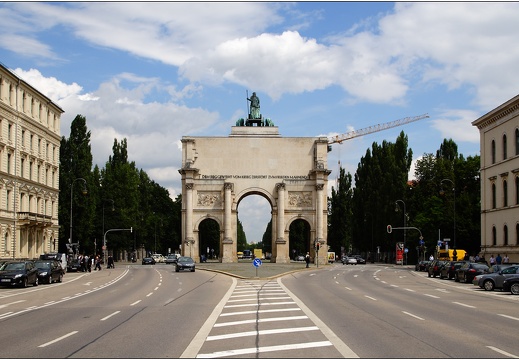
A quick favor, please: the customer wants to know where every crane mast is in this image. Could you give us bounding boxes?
[328,113,429,145]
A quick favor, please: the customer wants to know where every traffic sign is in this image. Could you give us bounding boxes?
[253,258,262,268]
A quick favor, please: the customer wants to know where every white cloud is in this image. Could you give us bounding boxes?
[431,109,480,144]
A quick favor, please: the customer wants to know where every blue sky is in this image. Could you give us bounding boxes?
[1,2,517,243]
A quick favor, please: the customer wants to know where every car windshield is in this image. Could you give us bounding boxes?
[178,257,192,262]
[3,263,25,270]
[34,261,51,269]
[168,255,177,259]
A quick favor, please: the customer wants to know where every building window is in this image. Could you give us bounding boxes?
[491,140,496,164]
[516,129,519,156]
[21,130,25,147]
[503,134,507,160]
[7,153,11,174]
[30,134,33,150]
[516,177,519,205]
[492,226,497,246]
[8,123,12,141]
[6,189,10,211]
[503,180,508,207]
[504,225,509,246]
[492,183,496,209]
[517,223,519,245]
[29,161,33,181]
[20,158,24,178]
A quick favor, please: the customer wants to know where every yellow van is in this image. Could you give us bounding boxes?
[438,249,466,261]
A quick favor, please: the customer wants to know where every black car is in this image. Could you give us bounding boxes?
[428,260,447,278]
[351,255,366,264]
[34,260,64,284]
[67,259,82,272]
[175,256,195,272]
[142,257,156,265]
[415,260,429,272]
[439,261,468,280]
[456,262,489,283]
[502,275,519,295]
[0,261,39,287]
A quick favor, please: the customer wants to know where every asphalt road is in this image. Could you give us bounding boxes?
[1,262,518,358]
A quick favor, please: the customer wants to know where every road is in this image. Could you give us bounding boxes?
[0,263,518,358]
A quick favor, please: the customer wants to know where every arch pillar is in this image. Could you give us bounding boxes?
[275,183,290,263]
[222,182,234,262]
[183,182,196,255]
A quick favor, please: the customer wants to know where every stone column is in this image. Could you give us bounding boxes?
[316,183,325,264]
[276,183,285,241]
[222,182,234,263]
[185,183,194,246]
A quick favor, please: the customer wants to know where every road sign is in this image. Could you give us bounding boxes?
[253,258,262,268]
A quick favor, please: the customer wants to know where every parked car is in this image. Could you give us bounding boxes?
[0,261,39,287]
[439,261,468,280]
[428,260,447,278]
[351,255,366,264]
[415,260,429,272]
[39,253,67,272]
[502,275,519,295]
[34,260,64,284]
[67,259,82,272]
[142,257,156,265]
[165,254,178,264]
[474,265,519,291]
[295,255,305,261]
[175,256,195,272]
[456,262,489,283]
[341,256,357,265]
[151,254,164,263]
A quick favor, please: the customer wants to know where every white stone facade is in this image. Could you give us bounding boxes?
[0,64,62,260]
[179,126,331,263]
[472,94,519,263]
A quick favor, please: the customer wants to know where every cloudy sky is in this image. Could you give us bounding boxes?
[1,2,517,243]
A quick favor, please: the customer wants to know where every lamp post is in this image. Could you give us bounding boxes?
[440,179,457,261]
[70,178,88,258]
[395,199,407,265]
[102,199,114,256]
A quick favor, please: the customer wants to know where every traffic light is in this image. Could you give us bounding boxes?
[316,242,320,251]
[387,225,392,233]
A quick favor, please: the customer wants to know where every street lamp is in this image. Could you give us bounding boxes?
[440,179,457,261]
[102,199,115,256]
[70,178,88,258]
[395,199,407,265]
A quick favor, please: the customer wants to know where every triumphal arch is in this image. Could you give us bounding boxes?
[179,98,331,263]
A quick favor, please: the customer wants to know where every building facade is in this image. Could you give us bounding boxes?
[472,94,519,263]
[0,64,62,260]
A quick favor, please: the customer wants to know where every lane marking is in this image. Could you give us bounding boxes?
[38,331,78,348]
[224,301,295,308]
[424,294,440,299]
[130,300,141,306]
[404,288,415,292]
[402,311,424,321]
[101,311,120,321]
[452,302,475,309]
[206,326,320,341]
[220,308,301,317]
[486,346,519,358]
[364,295,377,301]
[498,314,519,322]
[196,341,333,359]
[146,292,153,297]
[344,286,352,290]
[214,315,308,328]
[0,300,26,308]
[227,296,291,303]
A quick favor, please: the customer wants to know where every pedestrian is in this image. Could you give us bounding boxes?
[95,255,101,271]
[107,255,114,269]
[86,255,91,272]
[429,254,434,261]
[503,254,509,264]
[475,254,480,262]
[496,254,502,265]
[305,252,310,268]
[489,255,495,266]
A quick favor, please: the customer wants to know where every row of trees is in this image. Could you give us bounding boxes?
[328,131,481,264]
[58,115,181,258]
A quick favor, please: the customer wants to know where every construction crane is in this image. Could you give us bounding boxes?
[328,113,429,145]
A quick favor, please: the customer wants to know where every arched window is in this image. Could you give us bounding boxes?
[503,180,508,207]
[491,140,496,164]
[492,183,496,209]
[503,134,507,160]
[492,226,497,246]
[504,225,508,246]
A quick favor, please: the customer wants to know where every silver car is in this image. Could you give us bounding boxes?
[474,265,519,291]
[341,256,357,265]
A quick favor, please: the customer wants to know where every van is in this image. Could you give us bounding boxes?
[39,253,67,272]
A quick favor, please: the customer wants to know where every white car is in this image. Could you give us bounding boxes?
[151,254,164,263]
[341,256,357,265]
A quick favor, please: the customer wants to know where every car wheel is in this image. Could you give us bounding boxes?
[191,269,195,272]
[510,283,519,295]
[483,279,495,291]
[428,272,431,277]
[454,274,459,282]
[34,277,38,286]
[48,276,53,284]
[22,277,28,288]
[175,268,179,272]
[58,274,63,283]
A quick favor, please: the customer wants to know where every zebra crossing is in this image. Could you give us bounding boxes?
[191,278,353,358]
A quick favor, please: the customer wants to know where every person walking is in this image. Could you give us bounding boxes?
[305,252,310,268]
[496,254,502,265]
[489,255,495,266]
[503,254,510,264]
[95,255,102,271]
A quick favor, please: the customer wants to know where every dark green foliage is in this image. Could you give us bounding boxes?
[328,167,353,255]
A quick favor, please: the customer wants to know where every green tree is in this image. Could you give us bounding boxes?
[328,167,353,255]
[59,115,95,255]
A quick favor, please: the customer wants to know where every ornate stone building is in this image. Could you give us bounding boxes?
[472,94,519,262]
[0,63,62,260]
